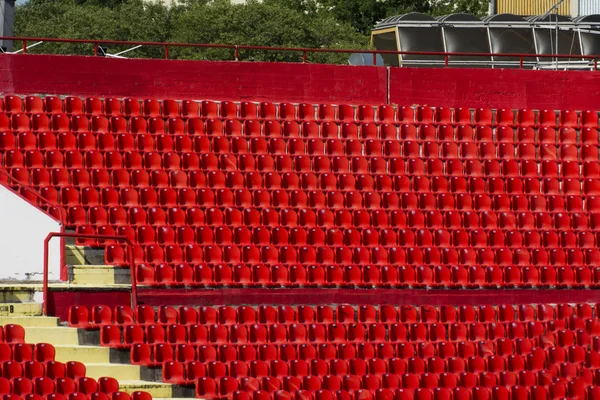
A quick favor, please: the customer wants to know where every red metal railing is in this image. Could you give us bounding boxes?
[0,168,64,223]
[0,36,598,69]
[43,232,137,316]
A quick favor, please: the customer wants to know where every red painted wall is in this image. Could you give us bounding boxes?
[138,288,600,307]
[389,67,600,110]
[48,289,131,321]
[0,54,387,105]
[2,54,600,110]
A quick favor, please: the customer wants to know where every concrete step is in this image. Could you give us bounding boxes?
[69,265,131,285]
[85,363,142,381]
[65,245,105,266]
[54,345,111,364]
[119,381,193,398]
[0,285,38,303]
[0,302,41,316]
[24,327,81,345]
[0,316,58,327]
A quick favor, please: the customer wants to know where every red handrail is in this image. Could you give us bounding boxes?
[43,232,137,316]
[0,168,64,223]
[1,36,598,68]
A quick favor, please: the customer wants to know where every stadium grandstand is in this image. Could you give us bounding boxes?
[3,0,600,399]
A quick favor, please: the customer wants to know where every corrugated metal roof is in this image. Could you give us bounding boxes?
[497,0,571,16]
[578,0,600,16]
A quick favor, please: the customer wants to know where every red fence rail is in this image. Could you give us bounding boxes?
[0,36,598,69]
[43,232,137,316]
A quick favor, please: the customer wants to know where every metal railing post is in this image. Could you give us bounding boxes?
[164,45,169,60]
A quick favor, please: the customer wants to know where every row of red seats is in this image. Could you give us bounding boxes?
[193,379,599,400]
[7,137,600,163]
[103,240,600,265]
[4,94,599,128]
[9,156,600,191]
[12,173,600,206]
[196,386,600,400]
[54,208,600,234]
[10,152,600,184]
[0,376,122,395]
[0,378,147,400]
[17,181,600,209]
[5,120,600,145]
[160,354,600,382]
[9,155,600,186]
[77,225,600,251]
[174,364,596,385]
[0,344,55,363]
[78,229,600,257]
[76,222,600,247]
[128,263,600,288]
[68,304,600,328]
[61,204,600,230]
[9,161,600,193]
[126,340,600,364]
[16,169,600,199]
[98,320,600,346]
[7,125,600,154]
[1,393,149,400]
[56,202,600,226]
[0,361,87,380]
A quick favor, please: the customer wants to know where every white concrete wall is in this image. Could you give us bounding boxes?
[0,185,61,281]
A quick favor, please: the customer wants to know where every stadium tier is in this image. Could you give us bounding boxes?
[2,75,600,400]
[2,98,600,288]
[67,302,600,399]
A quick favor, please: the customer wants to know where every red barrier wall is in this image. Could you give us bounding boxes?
[48,288,131,321]
[0,54,387,105]
[3,53,600,111]
[138,288,600,307]
[389,67,600,110]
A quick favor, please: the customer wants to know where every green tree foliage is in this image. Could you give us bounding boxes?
[168,0,367,63]
[268,0,489,35]
[14,0,489,62]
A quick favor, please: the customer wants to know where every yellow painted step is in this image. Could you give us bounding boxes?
[0,316,58,327]
[54,345,111,363]
[118,381,176,398]
[24,327,80,346]
[65,245,104,266]
[0,303,41,316]
[0,287,37,303]
[84,363,141,381]
[69,265,131,285]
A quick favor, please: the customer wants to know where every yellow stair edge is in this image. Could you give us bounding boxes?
[70,265,131,285]
[53,345,111,364]
[0,316,58,327]
[84,363,142,381]
[0,302,42,316]
[23,327,80,345]
[118,380,175,397]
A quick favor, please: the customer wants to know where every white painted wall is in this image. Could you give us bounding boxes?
[0,185,61,281]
